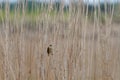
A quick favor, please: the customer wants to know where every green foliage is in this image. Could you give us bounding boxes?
[0,1,119,24]
[85,3,120,24]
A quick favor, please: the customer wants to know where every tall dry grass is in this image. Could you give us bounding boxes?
[0,0,120,80]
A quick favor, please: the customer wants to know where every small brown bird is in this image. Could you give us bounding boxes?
[47,44,53,56]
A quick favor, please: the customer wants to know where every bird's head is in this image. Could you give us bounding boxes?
[49,44,52,47]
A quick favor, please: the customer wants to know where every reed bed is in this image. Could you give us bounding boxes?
[0,1,120,80]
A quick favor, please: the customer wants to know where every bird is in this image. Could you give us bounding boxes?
[47,44,53,56]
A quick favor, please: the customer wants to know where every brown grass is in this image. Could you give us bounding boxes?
[0,1,120,80]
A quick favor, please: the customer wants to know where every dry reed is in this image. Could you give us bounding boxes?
[0,0,120,80]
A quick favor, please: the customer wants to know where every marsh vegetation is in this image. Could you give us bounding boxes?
[0,1,120,80]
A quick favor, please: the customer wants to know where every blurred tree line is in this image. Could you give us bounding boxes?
[0,0,69,13]
[0,0,119,13]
